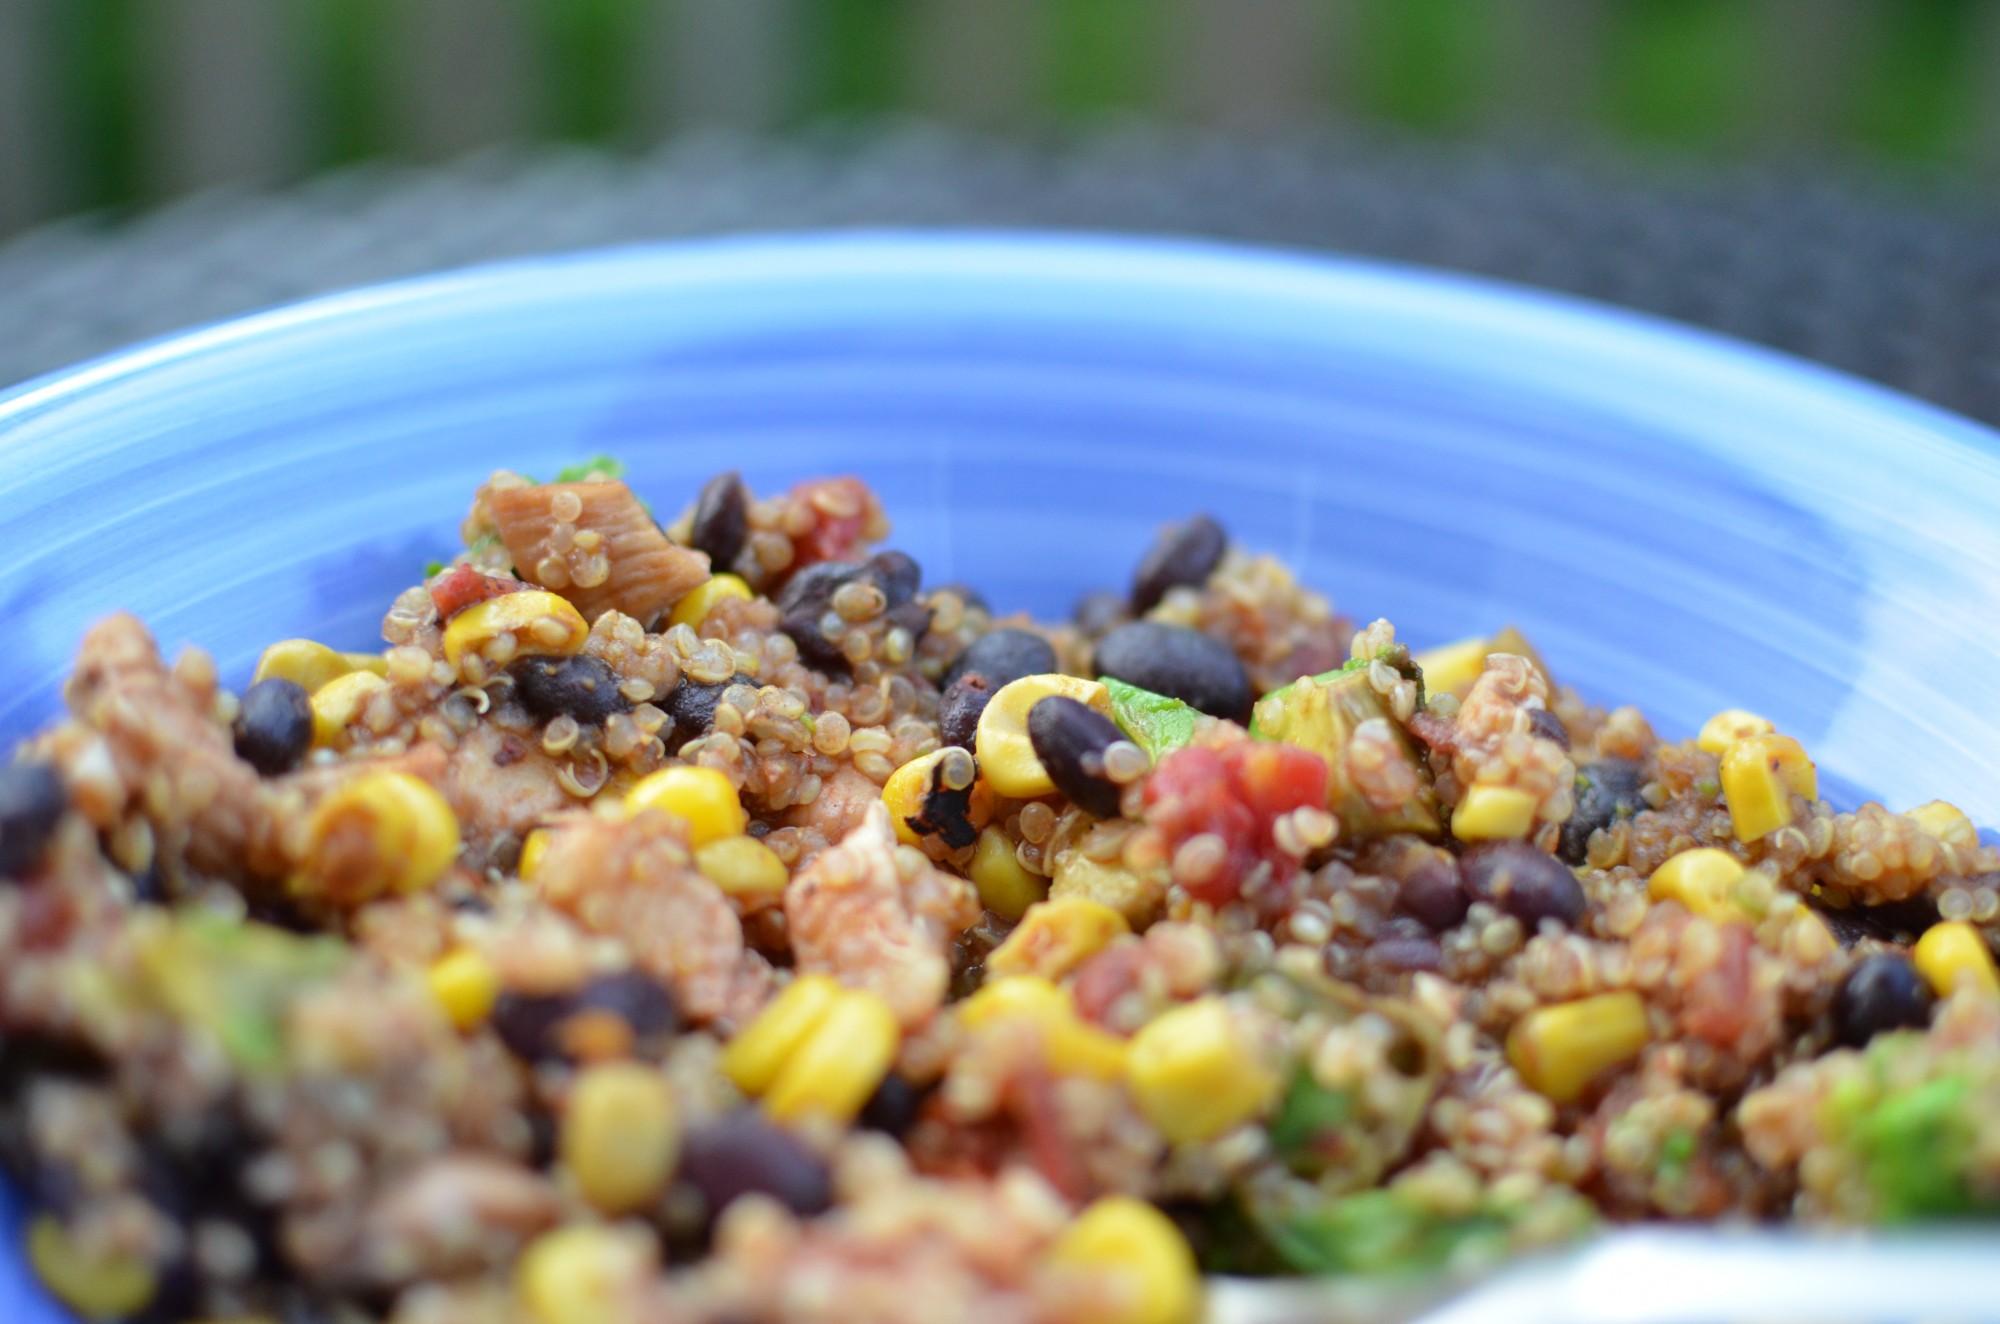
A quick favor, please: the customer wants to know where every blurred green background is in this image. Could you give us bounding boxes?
[2,0,1996,238]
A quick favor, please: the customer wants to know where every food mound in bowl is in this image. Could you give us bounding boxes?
[2,460,1996,1324]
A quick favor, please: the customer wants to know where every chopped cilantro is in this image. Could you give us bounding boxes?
[1101,676,1198,758]
[553,454,627,483]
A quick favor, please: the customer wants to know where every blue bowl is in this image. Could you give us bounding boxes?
[3,233,1999,1319]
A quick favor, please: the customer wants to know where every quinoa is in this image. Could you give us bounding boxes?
[3,468,1998,1324]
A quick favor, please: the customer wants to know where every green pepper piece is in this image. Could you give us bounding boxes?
[1247,667,1440,840]
[1101,676,1199,758]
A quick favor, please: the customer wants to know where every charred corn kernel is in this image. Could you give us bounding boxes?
[253,638,356,694]
[27,1215,157,1320]
[1127,998,1280,1144]
[518,827,552,881]
[722,973,844,1095]
[763,989,899,1123]
[625,766,747,846]
[694,835,789,898]
[428,948,501,1030]
[309,669,391,747]
[1697,709,1774,755]
[1506,991,1650,1104]
[971,826,1048,921]
[1411,637,1489,700]
[977,674,1112,799]
[881,747,984,847]
[958,975,1127,1079]
[299,770,461,901]
[986,897,1130,981]
[667,573,752,631]
[1049,1197,1200,1324]
[443,589,589,668]
[1909,800,1979,853]
[1451,784,1538,841]
[1913,921,2000,998]
[517,1224,654,1324]
[1721,734,1816,842]
[1648,847,1751,922]
[562,1062,681,1214]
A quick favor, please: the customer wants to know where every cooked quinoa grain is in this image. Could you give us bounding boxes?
[5,466,1998,1324]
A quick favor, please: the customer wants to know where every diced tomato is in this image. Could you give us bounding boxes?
[792,477,873,565]
[1143,739,1329,906]
[427,564,522,621]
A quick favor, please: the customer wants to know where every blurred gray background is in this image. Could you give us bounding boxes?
[2,0,1998,420]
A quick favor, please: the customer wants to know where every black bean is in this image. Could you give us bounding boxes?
[1526,706,1570,751]
[886,600,933,643]
[943,627,1057,691]
[1370,918,1444,973]
[1072,590,1129,638]
[1396,854,1470,931]
[232,679,313,777]
[1027,697,1126,819]
[1557,758,1649,866]
[489,991,573,1063]
[665,672,758,738]
[575,970,680,1051]
[1130,514,1227,613]
[1459,842,1586,929]
[866,551,921,608]
[690,471,749,568]
[0,762,67,878]
[1813,894,1940,948]
[775,561,865,671]
[680,1111,832,1221]
[1835,954,1934,1047]
[1093,621,1252,723]
[510,654,632,727]
[858,1073,928,1137]
[938,674,993,752]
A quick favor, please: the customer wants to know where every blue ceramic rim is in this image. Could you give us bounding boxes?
[3,229,1997,462]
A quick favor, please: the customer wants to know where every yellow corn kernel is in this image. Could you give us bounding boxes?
[971,827,1048,921]
[1506,990,1650,1104]
[1647,847,1750,923]
[562,1062,681,1214]
[667,572,753,631]
[516,1224,655,1324]
[27,1215,157,1321]
[1051,853,1162,928]
[442,589,589,669]
[977,674,1112,799]
[253,638,356,694]
[721,973,844,1095]
[428,948,502,1030]
[986,897,1130,982]
[881,747,987,847]
[518,827,551,881]
[1048,1196,1200,1324]
[694,835,790,899]
[1908,800,1979,854]
[1721,734,1816,842]
[1411,637,1489,700]
[297,770,461,903]
[1126,998,1280,1144]
[341,650,390,677]
[959,975,1128,1080]
[1697,709,1775,755]
[625,766,747,846]
[1912,921,2000,998]
[763,989,900,1124]
[309,669,392,748]
[1450,784,1538,841]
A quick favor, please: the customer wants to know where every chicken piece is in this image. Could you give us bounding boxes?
[439,723,572,868]
[489,480,708,626]
[533,813,768,1025]
[780,764,882,858]
[785,803,980,1029]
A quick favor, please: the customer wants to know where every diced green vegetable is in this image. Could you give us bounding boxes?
[1102,676,1199,758]
[1823,1036,1994,1220]
[423,559,446,578]
[136,911,348,1075]
[1267,1067,1354,1176]
[1247,668,1440,840]
[1247,1181,1596,1278]
[553,455,627,483]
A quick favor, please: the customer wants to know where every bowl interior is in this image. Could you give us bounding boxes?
[3,233,2000,1319]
